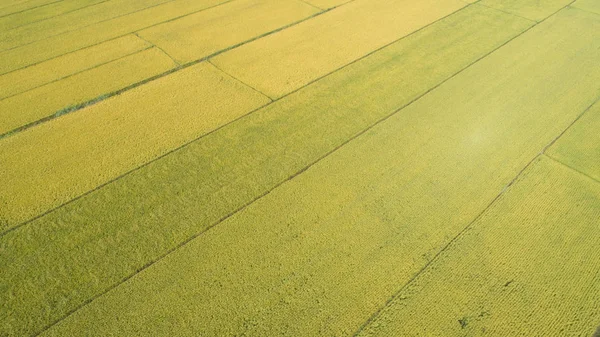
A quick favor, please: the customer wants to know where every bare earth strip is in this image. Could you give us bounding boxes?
[138,0,321,65]
[211,0,467,98]
[0,5,532,336]
[0,34,150,100]
[37,8,600,336]
[356,156,600,336]
[547,100,600,182]
[0,47,178,135]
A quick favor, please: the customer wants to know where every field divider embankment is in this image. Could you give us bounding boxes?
[543,155,600,185]
[351,4,599,335]
[0,0,63,18]
[1,0,531,240]
[0,44,153,102]
[474,1,538,22]
[132,32,181,66]
[0,0,178,53]
[1,0,460,230]
[295,0,325,11]
[0,0,233,75]
[208,59,274,101]
[0,3,341,140]
[0,0,113,31]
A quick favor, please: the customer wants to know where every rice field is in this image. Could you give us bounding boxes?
[1,0,599,336]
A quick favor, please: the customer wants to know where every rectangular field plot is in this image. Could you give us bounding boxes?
[211,0,467,98]
[0,0,227,74]
[137,0,320,65]
[0,34,150,100]
[356,156,600,337]
[0,0,120,31]
[0,62,269,232]
[0,0,174,51]
[0,47,177,135]
[31,6,600,337]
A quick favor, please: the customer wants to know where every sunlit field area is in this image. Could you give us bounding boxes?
[1,0,600,336]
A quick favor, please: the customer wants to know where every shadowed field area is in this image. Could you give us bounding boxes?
[1,0,599,336]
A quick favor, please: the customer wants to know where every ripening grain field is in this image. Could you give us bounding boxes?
[1,0,599,336]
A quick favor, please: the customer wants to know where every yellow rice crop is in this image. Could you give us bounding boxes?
[0,5,533,336]
[301,0,350,10]
[0,0,172,51]
[0,0,226,74]
[0,34,150,100]
[0,0,58,17]
[211,0,466,98]
[137,0,320,64]
[572,0,600,15]
[36,7,600,337]
[0,0,108,31]
[480,0,572,21]
[547,100,600,181]
[0,47,177,135]
[357,156,600,336]
[0,62,269,231]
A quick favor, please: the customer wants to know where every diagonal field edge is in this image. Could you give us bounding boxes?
[0,44,155,102]
[0,0,64,19]
[0,0,468,233]
[0,0,180,53]
[0,2,337,139]
[0,0,236,75]
[350,3,600,335]
[544,155,600,185]
[28,3,544,335]
[0,0,113,32]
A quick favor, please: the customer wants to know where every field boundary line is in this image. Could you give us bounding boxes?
[132,32,181,66]
[0,0,180,54]
[0,0,113,31]
[0,0,63,19]
[0,4,340,140]
[23,3,548,335]
[474,2,538,22]
[0,44,154,102]
[2,0,470,233]
[0,0,235,74]
[351,3,597,335]
[295,0,324,11]
[207,59,273,101]
[544,155,600,185]
[568,4,600,17]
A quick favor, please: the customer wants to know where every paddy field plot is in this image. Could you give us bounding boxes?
[1,0,600,336]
